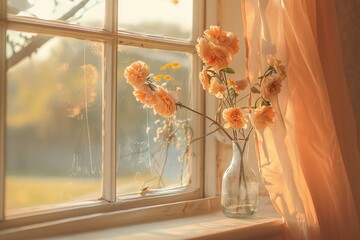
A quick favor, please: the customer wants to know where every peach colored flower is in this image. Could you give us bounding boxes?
[199,67,210,90]
[124,61,150,89]
[261,75,282,100]
[274,64,287,79]
[196,38,230,70]
[204,26,228,45]
[267,55,287,79]
[153,87,178,117]
[204,26,240,56]
[252,106,275,128]
[232,79,249,94]
[222,32,240,56]
[133,86,157,107]
[208,79,226,98]
[222,107,247,129]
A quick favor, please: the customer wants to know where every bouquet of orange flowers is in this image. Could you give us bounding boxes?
[124,25,287,216]
[124,26,286,144]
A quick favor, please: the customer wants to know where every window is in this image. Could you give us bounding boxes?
[0,0,205,223]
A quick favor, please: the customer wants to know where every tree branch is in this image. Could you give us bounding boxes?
[8,0,91,69]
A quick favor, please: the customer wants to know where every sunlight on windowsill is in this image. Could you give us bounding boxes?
[49,196,282,240]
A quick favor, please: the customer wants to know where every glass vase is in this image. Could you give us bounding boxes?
[221,140,259,218]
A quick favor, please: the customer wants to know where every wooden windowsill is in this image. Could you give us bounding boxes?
[52,211,283,240]
[0,197,283,240]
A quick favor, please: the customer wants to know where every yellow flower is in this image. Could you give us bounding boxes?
[160,62,181,71]
[227,79,234,85]
[164,75,172,81]
[160,63,171,71]
[171,62,181,69]
[155,74,163,82]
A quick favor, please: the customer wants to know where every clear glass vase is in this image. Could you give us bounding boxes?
[221,140,259,218]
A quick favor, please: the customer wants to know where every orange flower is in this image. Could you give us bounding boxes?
[153,87,178,117]
[124,61,150,89]
[232,79,248,94]
[261,75,282,100]
[222,32,240,56]
[208,79,226,98]
[199,67,210,90]
[196,38,230,70]
[222,107,247,129]
[204,26,240,56]
[274,64,287,79]
[267,55,287,79]
[252,106,275,128]
[133,86,157,107]
[204,26,228,45]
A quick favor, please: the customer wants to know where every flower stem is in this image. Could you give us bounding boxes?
[175,102,234,141]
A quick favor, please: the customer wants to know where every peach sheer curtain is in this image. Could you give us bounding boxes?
[241,0,360,239]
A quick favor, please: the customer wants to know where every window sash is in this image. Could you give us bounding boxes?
[0,0,205,222]
[0,0,7,221]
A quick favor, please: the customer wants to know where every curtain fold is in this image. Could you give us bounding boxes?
[242,0,360,239]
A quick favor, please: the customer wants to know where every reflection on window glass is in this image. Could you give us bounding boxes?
[117,45,193,196]
[118,0,193,40]
[6,31,103,212]
[7,0,104,28]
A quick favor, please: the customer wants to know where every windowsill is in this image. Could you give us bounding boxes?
[0,197,283,240]
[52,211,282,240]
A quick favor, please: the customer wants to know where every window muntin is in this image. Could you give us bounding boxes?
[118,0,193,40]
[7,0,105,28]
[6,31,103,212]
[116,45,193,195]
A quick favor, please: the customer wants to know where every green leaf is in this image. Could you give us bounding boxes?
[206,74,212,83]
[251,86,260,94]
[221,67,235,74]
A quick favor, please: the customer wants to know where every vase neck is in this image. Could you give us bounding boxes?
[231,140,249,165]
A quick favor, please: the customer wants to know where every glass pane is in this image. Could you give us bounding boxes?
[117,45,193,196]
[6,30,103,212]
[118,0,193,40]
[7,0,105,28]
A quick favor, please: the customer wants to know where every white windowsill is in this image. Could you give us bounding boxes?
[0,197,283,240]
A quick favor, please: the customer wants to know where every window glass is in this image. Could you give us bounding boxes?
[6,30,103,212]
[7,0,105,28]
[117,45,194,196]
[118,0,193,40]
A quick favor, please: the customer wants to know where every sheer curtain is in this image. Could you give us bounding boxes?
[241,0,360,239]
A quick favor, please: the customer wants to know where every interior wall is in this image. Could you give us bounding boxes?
[215,0,266,195]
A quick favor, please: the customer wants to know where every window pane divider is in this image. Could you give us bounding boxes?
[116,32,196,52]
[0,21,6,221]
[101,0,118,202]
[5,16,115,42]
[0,0,6,221]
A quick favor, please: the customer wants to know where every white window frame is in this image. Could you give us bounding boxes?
[0,0,209,228]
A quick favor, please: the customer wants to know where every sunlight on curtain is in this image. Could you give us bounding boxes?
[242,0,360,239]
